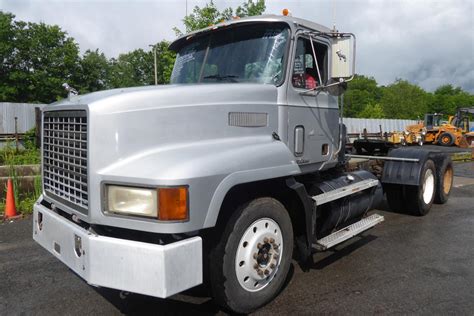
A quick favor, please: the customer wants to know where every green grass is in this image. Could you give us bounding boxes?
[0,149,40,165]
[0,192,38,217]
[0,128,40,166]
[17,193,38,215]
[0,146,40,165]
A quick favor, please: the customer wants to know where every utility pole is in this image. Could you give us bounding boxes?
[149,44,158,85]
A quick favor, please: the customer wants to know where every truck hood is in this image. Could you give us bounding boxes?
[47,83,278,114]
[44,82,284,179]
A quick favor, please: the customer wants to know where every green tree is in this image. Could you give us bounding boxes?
[108,41,176,88]
[429,84,474,114]
[380,79,430,119]
[0,11,80,103]
[344,75,381,117]
[151,41,176,84]
[358,102,385,118]
[109,48,154,88]
[0,12,16,100]
[76,49,110,93]
[235,0,266,17]
[175,0,266,35]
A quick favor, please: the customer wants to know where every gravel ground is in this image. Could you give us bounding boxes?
[1,164,473,315]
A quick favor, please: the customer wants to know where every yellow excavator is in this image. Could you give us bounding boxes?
[405,108,474,147]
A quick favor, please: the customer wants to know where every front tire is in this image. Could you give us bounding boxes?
[209,197,294,314]
[438,132,454,146]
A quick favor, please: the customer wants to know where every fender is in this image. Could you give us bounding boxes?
[381,147,431,186]
[203,140,301,227]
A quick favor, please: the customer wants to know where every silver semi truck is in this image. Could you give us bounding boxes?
[33,14,453,313]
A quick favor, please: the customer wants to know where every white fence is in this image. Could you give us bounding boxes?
[343,118,418,134]
[0,103,45,134]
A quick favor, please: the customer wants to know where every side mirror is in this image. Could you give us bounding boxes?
[331,34,355,80]
[299,31,355,97]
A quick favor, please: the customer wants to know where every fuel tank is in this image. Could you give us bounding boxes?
[309,170,383,239]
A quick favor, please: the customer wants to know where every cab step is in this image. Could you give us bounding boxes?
[312,178,379,206]
[313,214,384,251]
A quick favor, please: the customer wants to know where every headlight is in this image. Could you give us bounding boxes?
[106,185,189,221]
[107,185,158,217]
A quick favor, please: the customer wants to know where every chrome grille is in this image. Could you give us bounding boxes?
[43,111,88,211]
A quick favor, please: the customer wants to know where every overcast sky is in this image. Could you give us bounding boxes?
[1,0,473,92]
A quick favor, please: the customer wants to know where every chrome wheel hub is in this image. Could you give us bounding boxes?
[422,168,435,204]
[235,218,283,292]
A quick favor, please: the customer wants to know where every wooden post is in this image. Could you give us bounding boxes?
[35,107,41,149]
[14,116,19,153]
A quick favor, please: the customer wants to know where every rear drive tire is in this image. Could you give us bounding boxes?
[209,197,293,314]
[434,157,453,204]
[438,132,454,146]
[405,159,436,216]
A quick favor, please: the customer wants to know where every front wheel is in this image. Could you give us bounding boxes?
[209,197,294,314]
[438,132,455,146]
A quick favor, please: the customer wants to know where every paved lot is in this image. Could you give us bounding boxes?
[1,162,474,315]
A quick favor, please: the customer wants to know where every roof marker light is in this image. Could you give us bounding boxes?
[282,8,292,16]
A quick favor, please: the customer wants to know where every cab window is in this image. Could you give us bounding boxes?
[170,23,289,85]
[292,37,328,89]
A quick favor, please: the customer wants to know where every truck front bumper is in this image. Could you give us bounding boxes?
[32,202,203,298]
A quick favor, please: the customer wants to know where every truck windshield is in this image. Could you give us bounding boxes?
[170,23,289,85]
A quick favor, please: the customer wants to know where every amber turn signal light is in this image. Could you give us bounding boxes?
[158,187,188,221]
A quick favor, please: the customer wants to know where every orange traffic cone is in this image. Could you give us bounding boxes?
[4,178,19,219]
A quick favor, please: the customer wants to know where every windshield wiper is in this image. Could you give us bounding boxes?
[203,74,239,82]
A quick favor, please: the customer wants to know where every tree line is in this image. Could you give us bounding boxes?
[0,11,176,103]
[345,75,474,119]
[1,0,473,119]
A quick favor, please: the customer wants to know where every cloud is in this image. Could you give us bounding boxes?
[1,0,473,92]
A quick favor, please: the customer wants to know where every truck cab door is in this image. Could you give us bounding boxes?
[286,35,339,171]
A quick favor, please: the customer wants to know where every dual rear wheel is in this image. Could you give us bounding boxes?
[386,158,453,215]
